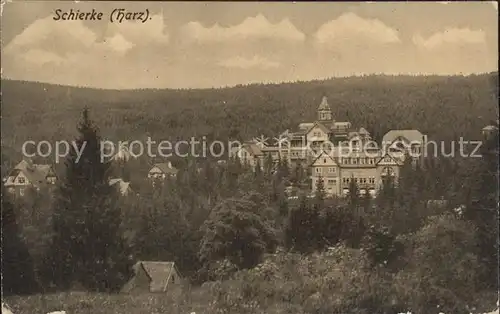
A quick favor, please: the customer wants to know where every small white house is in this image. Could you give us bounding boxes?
[148,162,178,180]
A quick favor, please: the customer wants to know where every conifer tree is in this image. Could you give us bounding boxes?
[394,153,423,233]
[315,175,326,206]
[47,108,133,292]
[279,156,290,178]
[319,205,344,248]
[374,175,398,230]
[263,153,274,178]
[464,128,499,289]
[271,176,286,203]
[360,190,372,214]
[292,162,304,185]
[2,189,39,295]
[285,194,322,253]
[278,198,289,218]
[377,175,397,209]
[254,158,263,178]
[347,177,360,212]
[275,157,283,180]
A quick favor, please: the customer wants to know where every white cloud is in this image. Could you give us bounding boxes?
[412,28,486,49]
[314,13,400,46]
[218,56,280,70]
[180,14,305,43]
[103,34,135,54]
[4,13,169,67]
[2,7,497,89]
[4,17,97,55]
[21,49,66,66]
[104,13,169,45]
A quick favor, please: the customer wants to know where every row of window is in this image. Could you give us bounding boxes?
[315,167,336,173]
[317,179,337,186]
[291,151,305,157]
[317,176,377,186]
[342,177,376,184]
[341,157,376,165]
[388,146,421,154]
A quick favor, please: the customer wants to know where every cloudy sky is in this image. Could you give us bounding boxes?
[1,1,498,89]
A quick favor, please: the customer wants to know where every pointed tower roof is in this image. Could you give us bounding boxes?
[318,96,330,111]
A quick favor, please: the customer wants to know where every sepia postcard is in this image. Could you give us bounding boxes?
[1,1,499,314]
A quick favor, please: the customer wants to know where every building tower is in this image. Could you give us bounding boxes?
[317,96,333,122]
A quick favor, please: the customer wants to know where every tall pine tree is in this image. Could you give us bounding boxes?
[464,127,499,290]
[263,153,274,178]
[314,175,326,208]
[347,177,360,212]
[285,195,322,253]
[47,108,133,292]
[2,189,39,295]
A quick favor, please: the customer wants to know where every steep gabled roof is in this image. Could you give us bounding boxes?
[306,121,330,135]
[123,261,180,293]
[376,152,404,166]
[140,261,176,292]
[4,160,56,187]
[242,143,263,156]
[298,123,314,131]
[150,162,178,175]
[382,130,425,146]
[311,150,338,166]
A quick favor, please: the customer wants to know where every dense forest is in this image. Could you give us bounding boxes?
[1,74,499,313]
[1,73,498,166]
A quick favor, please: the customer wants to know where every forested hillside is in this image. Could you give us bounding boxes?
[2,74,499,314]
[1,73,498,167]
